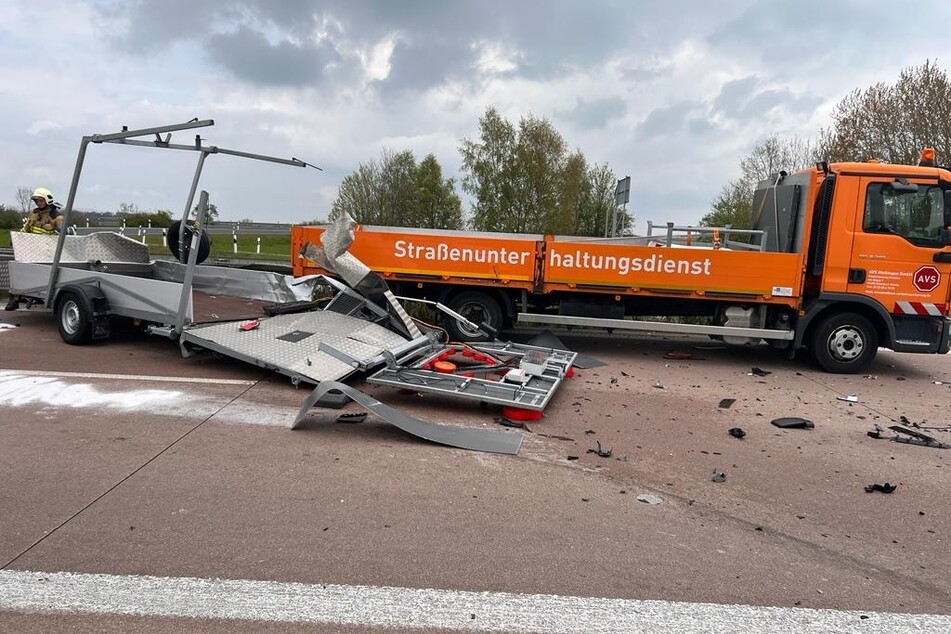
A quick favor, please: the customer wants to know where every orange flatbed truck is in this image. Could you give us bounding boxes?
[292,153,951,373]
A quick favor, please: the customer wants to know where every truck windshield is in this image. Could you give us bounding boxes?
[863,182,946,248]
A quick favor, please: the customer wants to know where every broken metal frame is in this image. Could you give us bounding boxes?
[45,118,319,337]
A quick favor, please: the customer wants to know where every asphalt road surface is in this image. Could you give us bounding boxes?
[1,308,950,633]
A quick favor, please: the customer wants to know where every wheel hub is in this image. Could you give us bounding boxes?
[828,326,864,360]
[63,302,81,334]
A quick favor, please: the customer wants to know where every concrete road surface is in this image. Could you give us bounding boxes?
[1,308,950,633]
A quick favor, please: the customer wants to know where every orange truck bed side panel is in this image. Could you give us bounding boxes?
[292,225,539,285]
[543,240,805,300]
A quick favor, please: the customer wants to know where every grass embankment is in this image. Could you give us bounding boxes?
[145,234,292,262]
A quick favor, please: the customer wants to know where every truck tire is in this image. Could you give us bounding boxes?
[446,292,503,342]
[810,312,878,373]
[57,291,93,345]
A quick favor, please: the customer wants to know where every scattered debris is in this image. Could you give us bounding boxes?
[864,483,897,494]
[868,425,950,449]
[566,455,580,461]
[836,395,859,403]
[636,493,664,505]
[587,440,613,458]
[495,417,525,429]
[652,382,665,389]
[663,350,695,360]
[531,431,575,442]
[718,398,736,409]
[728,427,746,439]
[771,417,815,430]
[749,367,771,377]
[712,470,727,483]
[335,412,367,424]
[584,429,596,435]
[238,319,260,331]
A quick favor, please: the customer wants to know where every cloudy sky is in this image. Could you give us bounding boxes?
[1,0,949,232]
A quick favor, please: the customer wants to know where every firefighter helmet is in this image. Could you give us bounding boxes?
[32,187,55,205]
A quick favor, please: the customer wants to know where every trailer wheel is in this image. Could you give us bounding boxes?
[810,312,878,373]
[57,291,92,345]
[446,292,503,342]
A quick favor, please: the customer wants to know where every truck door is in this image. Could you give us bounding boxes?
[848,177,951,346]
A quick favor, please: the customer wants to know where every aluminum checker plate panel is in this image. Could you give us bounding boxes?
[182,310,410,384]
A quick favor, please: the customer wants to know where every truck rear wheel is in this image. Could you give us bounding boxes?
[57,291,92,345]
[810,312,878,373]
[446,292,502,342]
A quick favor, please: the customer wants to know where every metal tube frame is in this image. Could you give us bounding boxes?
[42,118,316,334]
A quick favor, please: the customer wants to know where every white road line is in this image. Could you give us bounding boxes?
[0,369,256,385]
[1,570,948,633]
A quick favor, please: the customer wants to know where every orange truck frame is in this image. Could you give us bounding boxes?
[293,153,951,373]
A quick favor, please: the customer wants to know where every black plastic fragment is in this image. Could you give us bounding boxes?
[771,417,815,429]
[336,412,368,424]
[719,398,736,409]
[750,367,771,377]
[728,427,746,439]
[586,440,612,458]
[864,483,897,494]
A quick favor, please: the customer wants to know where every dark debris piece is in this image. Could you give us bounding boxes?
[864,483,897,494]
[712,470,727,483]
[495,417,525,429]
[750,367,771,377]
[586,440,613,458]
[772,417,815,430]
[718,398,736,409]
[335,412,368,424]
[728,427,746,439]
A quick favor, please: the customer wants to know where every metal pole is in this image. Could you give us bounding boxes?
[179,151,208,259]
[174,190,210,337]
[46,136,91,302]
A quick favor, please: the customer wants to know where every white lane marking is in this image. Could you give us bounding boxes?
[0,324,18,331]
[0,570,948,633]
[0,369,256,385]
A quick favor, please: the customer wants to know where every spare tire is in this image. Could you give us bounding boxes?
[167,220,212,265]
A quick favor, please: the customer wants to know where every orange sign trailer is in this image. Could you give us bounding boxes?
[293,154,951,373]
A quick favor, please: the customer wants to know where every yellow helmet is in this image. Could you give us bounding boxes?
[32,187,54,205]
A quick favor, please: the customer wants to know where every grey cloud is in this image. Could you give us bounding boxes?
[206,27,347,87]
[712,75,820,120]
[633,101,701,141]
[557,97,628,130]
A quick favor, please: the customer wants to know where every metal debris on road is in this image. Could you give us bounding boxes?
[867,425,951,449]
[712,470,727,483]
[663,350,695,360]
[836,395,859,403]
[864,482,897,494]
[335,412,367,424]
[587,440,613,458]
[636,493,664,505]
[749,367,771,377]
[728,427,746,439]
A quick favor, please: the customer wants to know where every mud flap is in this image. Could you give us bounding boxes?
[292,380,523,455]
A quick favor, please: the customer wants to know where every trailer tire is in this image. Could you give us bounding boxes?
[810,312,878,373]
[167,220,211,265]
[57,291,93,345]
[446,292,503,342]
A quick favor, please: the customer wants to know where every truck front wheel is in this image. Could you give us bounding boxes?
[810,312,878,373]
[446,292,503,342]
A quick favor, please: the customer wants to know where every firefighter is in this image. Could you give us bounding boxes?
[5,188,63,310]
[22,187,63,234]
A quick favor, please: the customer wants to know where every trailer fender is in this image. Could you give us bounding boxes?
[796,293,895,351]
[53,283,112,344]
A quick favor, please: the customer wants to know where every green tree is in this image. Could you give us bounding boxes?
[459,107,519,232]
[415,154,463,229]
[332,150,461,229]
[460,107,623,236]
[818,59,951,164]
[0,204,22,230]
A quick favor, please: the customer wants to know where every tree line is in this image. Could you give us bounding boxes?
[332,107,630,236]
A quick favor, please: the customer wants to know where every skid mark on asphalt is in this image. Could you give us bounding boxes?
[0,371,296,427]
[1,569,949,633]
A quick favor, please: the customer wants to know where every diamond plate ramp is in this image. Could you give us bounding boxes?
[292,380,523,455]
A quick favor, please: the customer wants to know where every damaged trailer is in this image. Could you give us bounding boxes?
[5,120,576,454]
